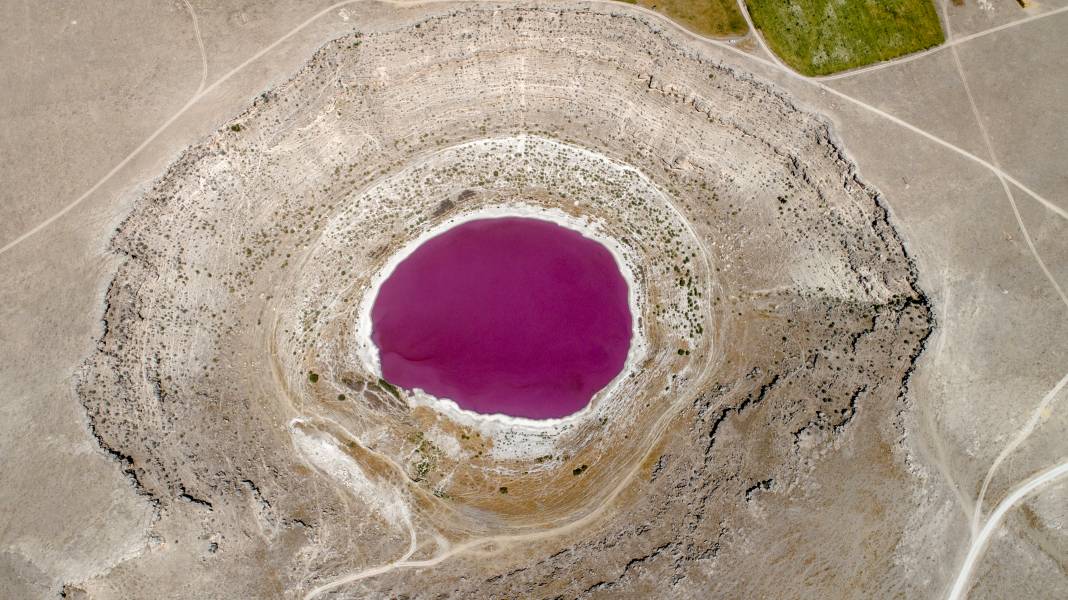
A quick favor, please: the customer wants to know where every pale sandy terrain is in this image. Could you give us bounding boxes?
[0,1,1065,598]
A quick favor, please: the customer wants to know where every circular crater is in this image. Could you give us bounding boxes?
[367,216,633,421]
[76,6,930,598]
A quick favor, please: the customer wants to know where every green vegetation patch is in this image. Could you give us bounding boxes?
[746,0,944,76]
[377,378,401,399]
[616,0,748,38]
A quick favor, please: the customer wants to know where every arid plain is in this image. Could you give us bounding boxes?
[1,1,1066,598]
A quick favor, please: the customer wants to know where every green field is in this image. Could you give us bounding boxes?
[616,0,749,38]
[746,0,945,76]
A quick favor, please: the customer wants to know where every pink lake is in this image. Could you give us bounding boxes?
[370,216,632,419]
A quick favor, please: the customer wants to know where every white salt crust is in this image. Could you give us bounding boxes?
[354,201,646,435]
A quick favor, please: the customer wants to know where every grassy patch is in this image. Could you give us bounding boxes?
[377,378,401,399]
[617,0,748,38]
[746,0,944,76]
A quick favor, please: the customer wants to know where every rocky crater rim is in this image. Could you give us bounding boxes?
[70,7,934,595]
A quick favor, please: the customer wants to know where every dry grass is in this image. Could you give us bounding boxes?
[616,0,749,37]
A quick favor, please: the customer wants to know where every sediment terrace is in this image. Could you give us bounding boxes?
[75,5,931,598]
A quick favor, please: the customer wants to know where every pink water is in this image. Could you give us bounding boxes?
[370,217,632,419]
